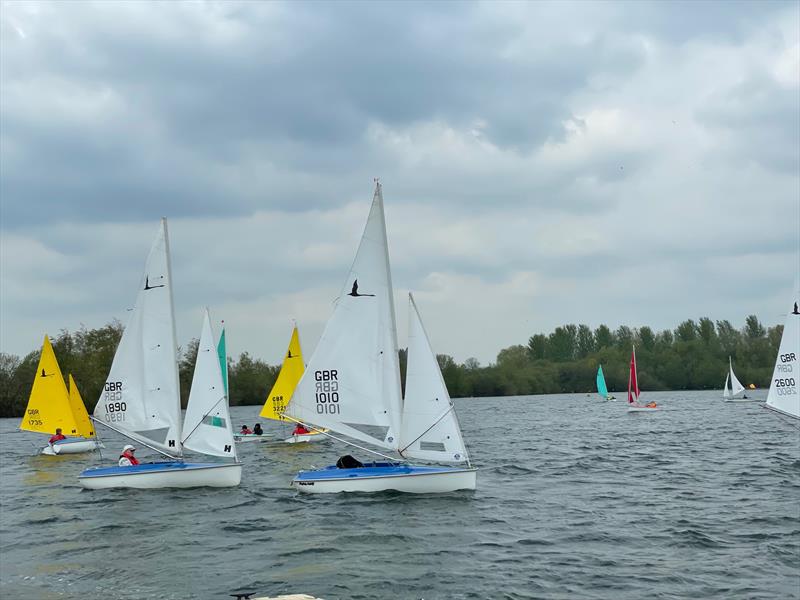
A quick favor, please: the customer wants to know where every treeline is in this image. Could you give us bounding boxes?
[0,315,782,417]
[435,316,782,398]
[0,323,280,418]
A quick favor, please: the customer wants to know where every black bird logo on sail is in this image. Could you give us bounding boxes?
[793,301,799,315]
[41,369,53,378]
[144,275,166,291]
[348,279,375,297]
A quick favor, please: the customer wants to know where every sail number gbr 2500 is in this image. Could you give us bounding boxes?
[315,370,339,414]
[103,381,127,422]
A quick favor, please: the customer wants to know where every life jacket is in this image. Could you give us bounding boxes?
[293,425,310,435]
[49,434,66,443]
[241,428,253,435]
[646,402,657,408]
[119,451,139,466]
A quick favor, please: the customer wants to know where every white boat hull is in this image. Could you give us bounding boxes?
[292,463,477,494]
[627,406,659,413]
[722,397,758,403]
[284,432,327,444]
[234,433,270,443]
[78,462,242,489]
[41,439,103,455]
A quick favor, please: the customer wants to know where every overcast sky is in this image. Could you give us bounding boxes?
[1,0,798,368]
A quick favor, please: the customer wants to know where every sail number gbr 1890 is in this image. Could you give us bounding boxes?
[315,370,339,414]
[103,381,127,422]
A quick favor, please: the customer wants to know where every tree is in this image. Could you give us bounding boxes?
[675,319,698,342]
[576,324,595,358]
[637,326,655,351]
[615,325,634,349]
[527,334,547,360]
[743,315,765,339]
[547,325,577,361]
[594,324,614,349]
[698,317,716,345]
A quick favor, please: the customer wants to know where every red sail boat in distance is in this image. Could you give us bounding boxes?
[627,346,659,413]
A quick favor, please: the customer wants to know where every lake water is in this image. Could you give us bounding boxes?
[1,391,798,600]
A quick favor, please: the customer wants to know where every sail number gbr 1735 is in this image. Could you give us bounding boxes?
[315,370,339,414]
[103,381,127,422]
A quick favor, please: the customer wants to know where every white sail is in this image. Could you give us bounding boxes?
[729,357,745,397]
[182,309,238,460]
[400,294,469,464]
[94,218,182,456]
[723,372,731,399]
[285,182,403,450]
[766,280,800,419]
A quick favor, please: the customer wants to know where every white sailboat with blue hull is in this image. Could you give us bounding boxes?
[78,219,241,489]
[286,183,476,494]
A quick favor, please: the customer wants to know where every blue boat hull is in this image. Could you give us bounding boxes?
[78,461,241,489]
[292,462,477,494]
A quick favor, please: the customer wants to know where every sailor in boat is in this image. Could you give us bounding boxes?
[645,402,657,409]
[48,428,66,445]
[240,425,253,435]
[292,422,311,436]
[118,445,140,466]
[253,423,264,436]
[336,455,363,469]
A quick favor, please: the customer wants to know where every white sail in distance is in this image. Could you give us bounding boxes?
[766,279,800,419]
[285,182,403,450]
[93,218,182,456]
[729,357,745,397]
[182,309,238,460]
[400,294,469,464]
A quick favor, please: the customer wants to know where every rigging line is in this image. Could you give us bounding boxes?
[279,414,403,463]
[90,416,181,460]
[180,395,226,446]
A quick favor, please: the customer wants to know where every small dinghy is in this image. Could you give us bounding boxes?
[764,281,799,420]
[596,364,616,401]
[626,347,659,412]
[79,220,241,489]
[285,183,476,494]
[257,325,328,444]
[234,432,271,443]
[20,336,102,455]
[722,356,755,402]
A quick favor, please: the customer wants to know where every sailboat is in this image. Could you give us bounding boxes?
[722,356,753,402]
[78,219,241,489]
[254,326,325,444]
[285,182,476,494]
[596,365,616,401]
[626,347,658,412]
[20,335,102,455]
[764,282,799,419]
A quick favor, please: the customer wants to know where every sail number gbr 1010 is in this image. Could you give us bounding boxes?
[103,381,127,422]
[315,370,339,414]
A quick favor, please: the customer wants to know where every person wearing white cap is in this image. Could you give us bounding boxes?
[118,444,140,466]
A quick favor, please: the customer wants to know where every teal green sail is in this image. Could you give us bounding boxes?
[596,365,609,399]
[217,327,228,395]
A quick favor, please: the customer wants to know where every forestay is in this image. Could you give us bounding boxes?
[285,183,403,450]
[766,279,800,419]
[400,294,469,463]
[93,218,183,455]
[260,326,305,422]
[182,310,237,460]
[19,336,81,436]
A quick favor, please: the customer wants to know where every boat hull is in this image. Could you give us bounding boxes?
[234,433,270,443]
[41,438,103,455]
[284,432,327,444]
[291,462,477,494]
[722,398,758,403]
[78,461,242,489]
[627,406,659,412]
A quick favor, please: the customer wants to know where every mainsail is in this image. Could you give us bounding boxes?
[19,336,81,436]
[765,280,800,419]
[285,183,403,450]
[628,348,640,405]
[93,218,183,456]
[261,326,305,422]
[182,310,237,459]
[728,357,745,397]
[596,365,609,400]
[400,294,469,463]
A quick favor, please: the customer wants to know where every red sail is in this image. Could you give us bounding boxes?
[628,348,639,404]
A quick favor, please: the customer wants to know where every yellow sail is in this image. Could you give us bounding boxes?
[67,374,95,438]
[260,326,305,421]
[19,336,81,436]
